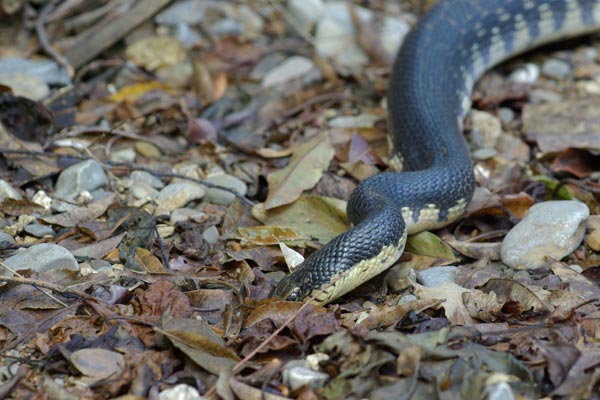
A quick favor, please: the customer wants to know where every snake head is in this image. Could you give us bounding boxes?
[271,271,304,302]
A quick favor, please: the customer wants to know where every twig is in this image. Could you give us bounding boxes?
[36,2,75,78]
[0,273,95,301]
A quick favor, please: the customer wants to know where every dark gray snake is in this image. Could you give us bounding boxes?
[273,0,600,304]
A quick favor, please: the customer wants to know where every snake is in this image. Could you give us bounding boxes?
[272,0,600,304]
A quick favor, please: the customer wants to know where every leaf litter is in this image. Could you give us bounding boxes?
[0,1,598,399]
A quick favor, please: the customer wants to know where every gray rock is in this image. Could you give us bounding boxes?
[209,18,243,37]
[501,201,589,269]
[416,266,458,287]
[472,148,497,160]
[328,114,379,128]
[131,170,165,189]
[170,208,205,225]
[398,294,418,304]
[541,58,572,80]
[155,0,211,25]
[90,259,113,273]
[172,23,203,48]
[0,57,71,86]
[55,160,107,201]
[130,182,160,201]
[0,179,22,200]
[284,366,329,391]
[1,243,79,276]
[24,224,55,238]
[287,0,324,32]
[202,226,220,244]
[0,73,49,100]
[498,107,515,124]
[159,384,203,400]
[0,232,15,245]
[156,182,205,214]
[529,88,563,103]
[470,110,502,149]
[314,2,371,70]
[205,173,247,205]
[109,148,136,163]
[262,56,321,88]
[380,15,411,60]
[509,63,539,84]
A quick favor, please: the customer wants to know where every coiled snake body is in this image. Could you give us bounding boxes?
[273,0,600,304]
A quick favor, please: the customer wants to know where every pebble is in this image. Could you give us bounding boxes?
[379,15,411,60]
[0,72,49,100]
[0,232,16,248]
[328,114,379,128]
[397,294,418,304]
[134,141,162,158]
[129,171,165,189]
[541,58,572,80]
[261,56,321,88]
[159,384,202,400]
[172,23,203,48]
[314,3,370,70]
[416,266,457,287]
[484,382,515,400]
[89,259,113,273]
[586,229,600,251]
[24,224,55,238]
[287,0,324,32]
[236,5,263,39]
[501,201,589,269]
[54,160,107,201]
[202,226,220,244]
[131,170,165,189]
[130,182,160,201]
[470,109,502,149]
[205,172,247,205]
[209,18,243,37]
[498,107,515,124]
[0,57,71,86]
[528,88,563,103]
[1,243,79,276]
[0,179,22,200]
[155,182,205,214]
[109,148,136,163]
[283,365,329,391]
[471,148,497,160]
[170,208,205,224]
[155,0,207,25]
[156,62,193,88]
[508,63,540,84]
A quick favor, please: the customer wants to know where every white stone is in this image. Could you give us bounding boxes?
[501,201,589,269]
[262,56,321,88]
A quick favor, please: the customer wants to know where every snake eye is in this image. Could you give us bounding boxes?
[288,287,300,301]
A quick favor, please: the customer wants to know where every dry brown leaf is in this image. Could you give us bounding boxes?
[265,134,335,210]
[70,348,125,380]
[414,282,478,325]
[40,193,117,227]
[356,299,443,330]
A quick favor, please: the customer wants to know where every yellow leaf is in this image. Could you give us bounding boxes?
[109,81,168,103]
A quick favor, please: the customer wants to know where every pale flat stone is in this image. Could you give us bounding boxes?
[501,201,589,269]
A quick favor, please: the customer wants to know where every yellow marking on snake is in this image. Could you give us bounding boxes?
[309,231,408,305]
[389,153,404,171]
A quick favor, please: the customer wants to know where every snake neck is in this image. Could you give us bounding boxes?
[389,0,600,174]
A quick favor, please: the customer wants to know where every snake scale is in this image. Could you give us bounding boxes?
[272,0,600,304]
